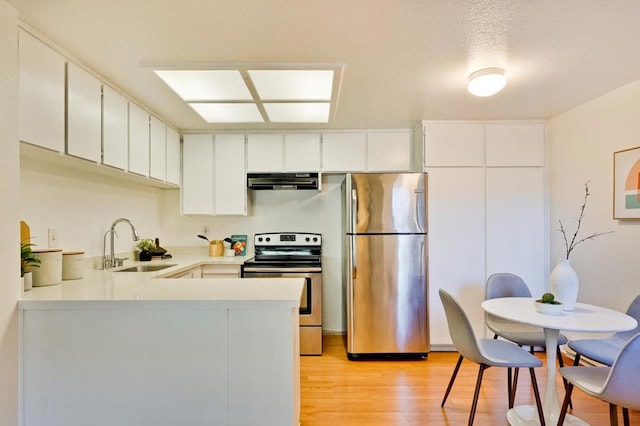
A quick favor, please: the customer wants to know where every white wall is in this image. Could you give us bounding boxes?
[20,156,163,260]
[0,2,19,424]
[159,174,345,332]
[548,78,640,312]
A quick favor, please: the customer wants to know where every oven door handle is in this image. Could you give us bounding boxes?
[243,267,322,273]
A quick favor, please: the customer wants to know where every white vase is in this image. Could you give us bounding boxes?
[549,259,579,311]
[23,271,33,291]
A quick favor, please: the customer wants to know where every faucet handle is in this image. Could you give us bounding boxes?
[115,257,129,267]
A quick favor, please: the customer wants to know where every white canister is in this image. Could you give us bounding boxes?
[29,248,63,286]
[62,251,85,280]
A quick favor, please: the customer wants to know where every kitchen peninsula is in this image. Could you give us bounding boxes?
[19,258,303,426]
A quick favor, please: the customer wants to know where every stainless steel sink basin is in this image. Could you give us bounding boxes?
[115,264,177,272]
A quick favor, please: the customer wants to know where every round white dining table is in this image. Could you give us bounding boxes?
[481,297,638,426]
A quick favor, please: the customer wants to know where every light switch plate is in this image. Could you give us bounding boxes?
[48,228,58,248]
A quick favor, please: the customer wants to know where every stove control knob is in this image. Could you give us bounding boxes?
[265,237,271,242]
[305,237,310,242]
[313,237,318,242]
[257,237,263,242]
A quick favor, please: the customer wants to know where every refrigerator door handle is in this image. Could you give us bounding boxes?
[419,239,425,277]
[351,189,358,234]
[351,237,357,280]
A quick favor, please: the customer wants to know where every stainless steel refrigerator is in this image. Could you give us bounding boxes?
[344,173,429,358]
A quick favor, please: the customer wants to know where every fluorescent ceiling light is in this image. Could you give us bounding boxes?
[264,103,331,123]
[154,70,252,101]
[249,70,333,101]
[188,103,264,123]
[467,67,507,97]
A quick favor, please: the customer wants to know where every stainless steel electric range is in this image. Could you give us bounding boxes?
[241,232,322,355]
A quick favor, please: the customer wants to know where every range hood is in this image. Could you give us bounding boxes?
[247,172,320,190]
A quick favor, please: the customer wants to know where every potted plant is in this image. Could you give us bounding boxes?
[136,238,155,262]
[21,241,41,291]
[535,292,563,315]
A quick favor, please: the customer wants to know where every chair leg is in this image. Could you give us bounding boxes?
[493,333,498,339]
[468,364,487,426]
[528,368,545,426]
[511,367,520,406]
[558,382,574,425]
[609,403,619,426]
[441,354,464,407]
[507,367,513,408]
[573,353,581,366]
[557,346,572,410]
[622,407,630,426]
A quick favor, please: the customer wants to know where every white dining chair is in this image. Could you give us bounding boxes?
[569,294,640,367]
[558,332,640,426]
[485,272,570,406]
[439,289,546,426]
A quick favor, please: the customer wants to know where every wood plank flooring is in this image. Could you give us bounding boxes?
[300,335,639,425]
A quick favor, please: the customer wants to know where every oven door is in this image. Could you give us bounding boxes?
[241,267,321,325]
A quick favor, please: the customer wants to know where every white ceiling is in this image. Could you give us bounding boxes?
[8,0,640,131]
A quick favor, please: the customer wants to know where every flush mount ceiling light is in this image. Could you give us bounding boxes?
[152,65,342,124]
[467,67,507,97]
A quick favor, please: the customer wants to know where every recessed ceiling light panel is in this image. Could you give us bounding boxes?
[155,70,252,101]
[188,103,264,123]
[249,70,334,101]
[264,103,331,123]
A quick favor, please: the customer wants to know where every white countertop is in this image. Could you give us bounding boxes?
[19,254,304,309]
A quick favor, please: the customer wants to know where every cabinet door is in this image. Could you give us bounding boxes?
[426,167,486,345]
[149,116,166,180]
[214,134,246,215]
[102,86,128,170]
[367,131,412,171]
[424,123,485,167]
[284,134,321,172]
[246,134,283,172]
[182,134,214,214]
[322,133,366,172]
[166,127,181,185]
[128,103,150,176]
[18,29,65,152]
[486,167,546,297]
[201,264,241,278]
[486,124,545,167]
[67,62,102,162]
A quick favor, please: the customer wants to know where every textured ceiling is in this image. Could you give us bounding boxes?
[7,0,640,131]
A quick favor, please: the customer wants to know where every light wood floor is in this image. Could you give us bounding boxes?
[300,335,639,426]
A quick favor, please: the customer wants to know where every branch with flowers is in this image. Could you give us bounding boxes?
[558,181,614,259]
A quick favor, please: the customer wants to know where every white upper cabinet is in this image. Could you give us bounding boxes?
[424,123,485,167]
[214,134,247,215]
[322,133,366,172]
[284,134,321,172]
[182,134,215,214]
[149,116,166,180]
[102,85,128,170]
[247,134,283,172]
[485,124,545,167]
[166,127,181,186]
[182,134,246,216]
[18,29,65,152]
[367,131,412,171]
[66,62,102,162]
[128,103,150,176]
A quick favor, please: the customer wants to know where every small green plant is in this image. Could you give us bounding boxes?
[21,241,41,277]
[136,239,156,252]
[536,292,562,305]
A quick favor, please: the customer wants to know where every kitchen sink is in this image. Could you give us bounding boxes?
[115,264,177,272]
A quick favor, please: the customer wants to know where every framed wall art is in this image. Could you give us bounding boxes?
[613,146,640,219]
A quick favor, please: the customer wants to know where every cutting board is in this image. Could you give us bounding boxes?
[20,221,31,244]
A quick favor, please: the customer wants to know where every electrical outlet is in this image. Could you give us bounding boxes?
[203,226,209,236]
[48,228,58,248]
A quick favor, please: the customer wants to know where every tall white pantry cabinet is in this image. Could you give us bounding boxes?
[423,121,546,346]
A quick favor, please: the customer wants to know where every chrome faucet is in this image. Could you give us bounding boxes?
[102,218,140,269]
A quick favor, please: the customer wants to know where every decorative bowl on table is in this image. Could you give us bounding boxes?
[535,300,564,315]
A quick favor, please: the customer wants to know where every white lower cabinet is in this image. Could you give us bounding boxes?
[427,167,486,345]
[202,264,241,278]
[182,134,247,215]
